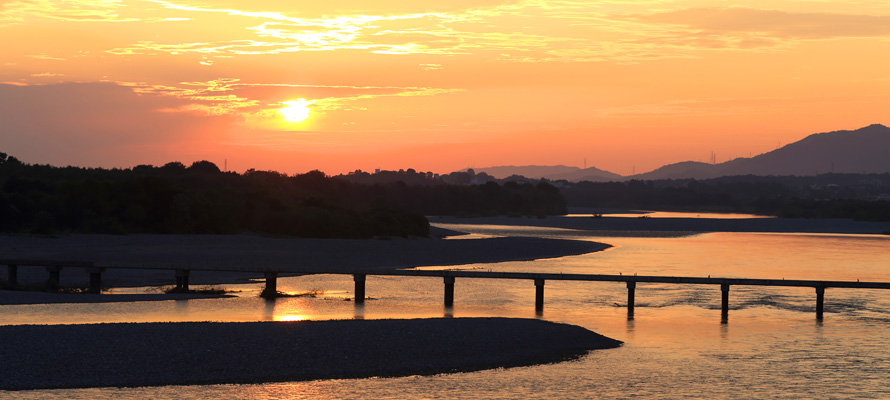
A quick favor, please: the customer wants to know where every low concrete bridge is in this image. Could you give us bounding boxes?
[4,259,890,321]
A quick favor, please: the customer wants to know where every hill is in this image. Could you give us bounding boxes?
[466,165,622,182]
[628,124,890,180]
[464,124,890,182]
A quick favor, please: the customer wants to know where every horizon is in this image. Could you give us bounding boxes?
[5,122,887,178]
[2,2,889,176]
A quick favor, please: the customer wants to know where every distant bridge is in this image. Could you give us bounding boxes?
[4,259,890,321]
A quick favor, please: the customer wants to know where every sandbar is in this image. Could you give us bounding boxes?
[0,318,622,390]
[0,234,610,303]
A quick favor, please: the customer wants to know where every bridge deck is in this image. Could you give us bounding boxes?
[4,259,890,320]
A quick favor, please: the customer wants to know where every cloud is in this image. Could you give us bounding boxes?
[124,78,462,120]
[25,54,66,61]
[0,82,235,166]
[188,0,521,19]
[101,0,580,59]
[9,0,757,64]
[0,0,139,25]
[0,81,465,169]
[634,7,890,40]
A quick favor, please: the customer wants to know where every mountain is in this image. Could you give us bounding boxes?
[627,161,718,180]
[548,167,625,182]
[462,124,890,182]
[631,124,890,180]
[466,165,623,182]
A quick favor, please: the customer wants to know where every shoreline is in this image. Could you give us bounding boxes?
[431,215,890,235]
[0,234,610,274]
[0,234,610,305]
[0,290,235,305]
[0,217,881,391]
[4,215,887,305]
[0,318,622,391]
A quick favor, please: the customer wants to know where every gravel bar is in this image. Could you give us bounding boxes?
[0,318,621,390]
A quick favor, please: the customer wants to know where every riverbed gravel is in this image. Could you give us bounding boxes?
[0,318,622,390]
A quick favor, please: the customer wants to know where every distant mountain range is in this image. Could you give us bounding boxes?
[466,124,890,182]
[465,165,623,182]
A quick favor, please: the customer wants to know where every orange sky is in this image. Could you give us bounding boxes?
[1,1,889,176]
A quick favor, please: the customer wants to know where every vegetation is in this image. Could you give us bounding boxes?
[560,174,890,222]
[342,168,567,217]
[0,152,568,238]
[778,198,890,221]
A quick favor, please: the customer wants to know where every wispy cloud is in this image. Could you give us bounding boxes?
[636,8,890,39]
[6,1,890,66]
[98,0,612,60]
[615,7,890,53]
[0,0,139,25]
[25,54,66,61]
[118,78,462,131]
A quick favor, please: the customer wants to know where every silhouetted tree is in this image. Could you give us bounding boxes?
[188,160,221,174]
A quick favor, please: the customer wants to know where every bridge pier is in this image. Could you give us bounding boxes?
[627,281,636,319]
[88,267,105,294]
[175,269,190,291]
[261,272,278,298]
[535,279,545,312]
[354,274,366,304]
[816,286,825,320]
[721,284,730,322]
[6,264,17,289]
[444,276,455,307]
[46,266,62,292]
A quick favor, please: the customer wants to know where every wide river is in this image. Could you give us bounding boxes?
[4,218,890,399]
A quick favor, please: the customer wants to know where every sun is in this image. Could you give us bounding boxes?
[279,99,311,123]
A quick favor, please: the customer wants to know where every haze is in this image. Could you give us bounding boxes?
[2,1,888,175]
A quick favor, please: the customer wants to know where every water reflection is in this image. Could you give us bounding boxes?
[268,298,311,322]
[262,298,275,321]
[566,211,774,219]
[174,298,189,312]
[353,302,364,320]
[5,228,890,398]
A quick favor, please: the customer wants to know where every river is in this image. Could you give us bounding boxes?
[3,219,890,399]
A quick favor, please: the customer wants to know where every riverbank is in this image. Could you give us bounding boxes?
[430,215,890,235]
[0,290,233,305]
[0,234,610,299]
[0,318,621,391]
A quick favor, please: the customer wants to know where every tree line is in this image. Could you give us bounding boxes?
[0,153,567,237]
[560,175,890,221]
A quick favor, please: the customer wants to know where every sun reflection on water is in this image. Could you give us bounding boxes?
[273,315,306,322]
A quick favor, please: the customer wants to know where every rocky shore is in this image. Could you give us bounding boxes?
[0,318,622,390]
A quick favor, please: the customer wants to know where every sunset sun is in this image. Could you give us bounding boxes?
[279,99,311,123]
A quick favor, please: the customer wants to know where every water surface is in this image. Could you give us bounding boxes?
[4,223,890,399]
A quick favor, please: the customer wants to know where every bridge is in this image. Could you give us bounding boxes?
[4,259,890,321]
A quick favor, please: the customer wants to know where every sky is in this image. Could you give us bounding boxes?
[1,0,889,176]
